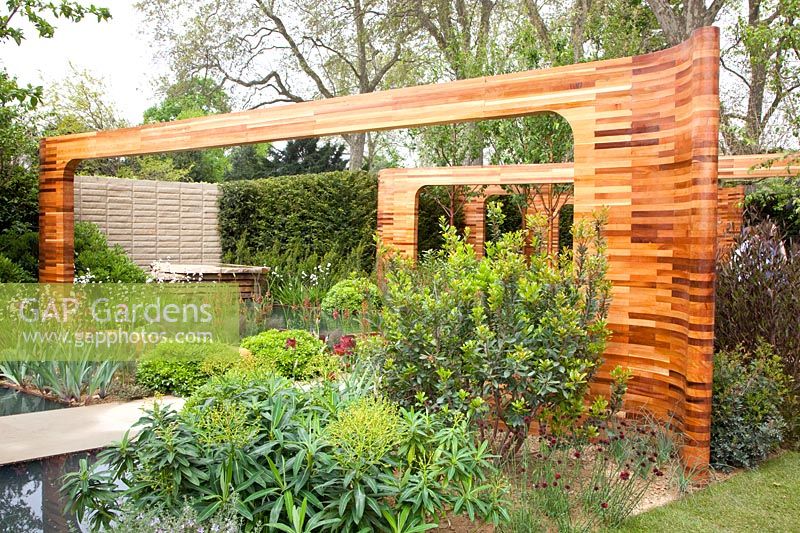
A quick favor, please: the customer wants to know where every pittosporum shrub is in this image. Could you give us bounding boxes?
[63,374,510,531]
[715,222,800,440]
[135,342,242,397]
[239,328,338,380]
[711,342,790,469]
[380,206,611,456]
[74,221,147,283]
[321,276,380,315]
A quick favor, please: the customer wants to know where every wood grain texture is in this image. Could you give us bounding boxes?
[459,185,561,258]
[718,154,799,180]
[376,28,721,468]
[41,28,720,466]
[444,153,796,258]
[716,186,746,257]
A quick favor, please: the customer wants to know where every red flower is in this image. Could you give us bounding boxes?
[554,473,561,480]
[620,471,631,481]
[285,338,297,349]
[601,502,609,509]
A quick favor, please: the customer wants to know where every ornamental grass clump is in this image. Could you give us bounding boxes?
[380,205,611,456]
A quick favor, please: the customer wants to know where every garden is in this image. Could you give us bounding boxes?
[2,1,800,532]
[4,195,800,532]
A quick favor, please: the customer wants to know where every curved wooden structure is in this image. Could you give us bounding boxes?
[411,154,797,258]
[41,28,720,466]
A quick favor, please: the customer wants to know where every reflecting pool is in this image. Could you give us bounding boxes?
[0,452,92,533]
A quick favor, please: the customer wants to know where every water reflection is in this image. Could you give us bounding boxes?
[0,388,65,417]
[0,453,91,533]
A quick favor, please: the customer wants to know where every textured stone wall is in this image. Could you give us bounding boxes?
[74,176,222,266]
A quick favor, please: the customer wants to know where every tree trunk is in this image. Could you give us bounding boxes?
[346,133,366,170]
[743,0,766,153]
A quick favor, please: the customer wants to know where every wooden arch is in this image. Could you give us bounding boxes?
[41,28,720,466]
[389,154,797,259]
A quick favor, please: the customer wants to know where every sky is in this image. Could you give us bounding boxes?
[1,0,161,123]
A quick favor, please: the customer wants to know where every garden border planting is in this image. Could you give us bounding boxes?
[41,28,719,466]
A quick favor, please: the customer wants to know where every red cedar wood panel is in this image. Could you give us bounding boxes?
[716,186,746,257]
[435,153,797,258]
[460,184,561,257]
[41,28,719,467]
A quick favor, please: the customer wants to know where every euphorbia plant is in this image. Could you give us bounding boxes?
[380,204,611,456]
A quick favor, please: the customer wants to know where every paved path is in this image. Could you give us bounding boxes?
[0,397,185,465]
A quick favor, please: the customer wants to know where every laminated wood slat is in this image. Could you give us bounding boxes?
[41,28,720,467]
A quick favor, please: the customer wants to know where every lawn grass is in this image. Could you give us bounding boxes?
[613,451,800,533]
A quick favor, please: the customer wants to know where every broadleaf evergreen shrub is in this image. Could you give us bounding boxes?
[239,329,337,381]
[219,170,456,273]
[74,221,147,283]
[711,343,790,468]
[135,342,242,397]
[380,207,611,456]
[0,253,34,282]
[321,276,380,314]
[218,171,378,271]
[0,230,38,278]
[744,177,800,246]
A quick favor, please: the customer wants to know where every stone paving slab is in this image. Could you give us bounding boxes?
[0,397,185,465]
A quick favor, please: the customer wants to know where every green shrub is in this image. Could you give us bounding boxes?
[326,396,405,468]
[106,381,153,401]
[715,222,800,440]
[711,343,790,469]
[63,375,510,531]
[218,171,378,271]
[381,208,610,456]
[239,329,337,381]
[0,254,34,282]
[0,230,38,278]
[744,176,800,246]
[74,221,147,283]
[321,276,379,315]
[136,342,242,397]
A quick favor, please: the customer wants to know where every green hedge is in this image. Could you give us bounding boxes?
[219,171,378,269]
